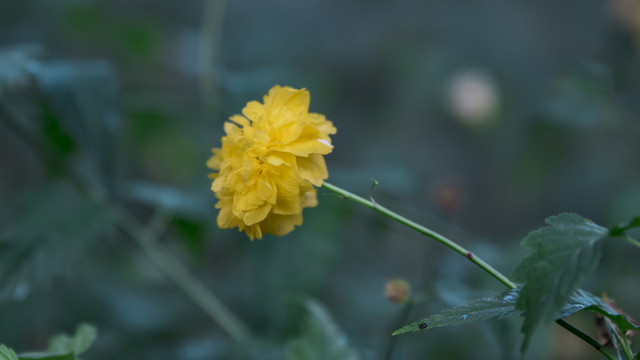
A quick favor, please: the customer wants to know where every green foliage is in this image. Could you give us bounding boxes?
[566,291,640,333]
[0,43,119,191]
[0,345,19,360]
[394,288,638,340]
[0,324,97,360]
[45,323,97,359]
[284,298,359,360]
[392,289,520,335]
[18,354,74,360]
[0,184,113,302]
[512,213,608,352]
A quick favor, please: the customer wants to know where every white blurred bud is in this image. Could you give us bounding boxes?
[446,70,500,126]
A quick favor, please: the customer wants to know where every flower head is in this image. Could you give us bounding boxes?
[207,86,336,240]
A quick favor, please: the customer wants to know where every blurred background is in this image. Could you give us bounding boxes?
[1,0,639,359]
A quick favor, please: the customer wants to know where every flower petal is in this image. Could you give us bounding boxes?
[297,153,328,186]
[243,203,273,225]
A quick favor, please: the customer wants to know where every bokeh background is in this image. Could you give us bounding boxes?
[1,0,639,359]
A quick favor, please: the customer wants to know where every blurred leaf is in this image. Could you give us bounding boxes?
[512,213,608,352]
[393,290,519,335]
[30,59,120,146]
[510,123,571,191]
[18,323,97,360]
[172,217,207,258]
[120,181,210,218]
[542,62,617,128]
[18,353,75,360]
[284,298,359,360]
[0,44,41,92]
[62,3,103,35]
[30,58,120,193]
[114,22,159,59]
[62,3,161,61]
[0,345,19,360]
[0,46,121,193]
[46,323,97,358]
[0,183,113,303]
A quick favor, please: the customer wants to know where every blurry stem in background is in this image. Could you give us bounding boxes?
[321,182,618,360]
[199,0,227,113]
[624,236,640,249]
[383,301,414,360]
[113,207,250,342]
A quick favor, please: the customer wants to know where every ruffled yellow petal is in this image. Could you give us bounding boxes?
[297,153,328,186]
[208,85,335,240]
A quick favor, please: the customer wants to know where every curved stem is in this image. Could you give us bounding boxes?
[113,208,250,342]
[322,182,515,288]
[322,181,617,360]
[557,319,617,360]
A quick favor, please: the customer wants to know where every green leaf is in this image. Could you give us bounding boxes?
[393,290,520,335]
[394,288,638,343]
[567,291,640,333]
[284,298,359,360]
[512,213,608,352]
[46,323,97,358]
[0,345,19,360]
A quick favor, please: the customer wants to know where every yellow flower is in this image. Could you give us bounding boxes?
[207,85,336,240]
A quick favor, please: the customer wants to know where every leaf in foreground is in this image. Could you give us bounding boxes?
[0,345,19,360]
[512,213,608,352]
[393,288,638,338]
[393,290,519,335]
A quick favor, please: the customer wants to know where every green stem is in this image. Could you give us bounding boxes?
[322,181,617,360]
[113,208,250,342]
[617,327,634,360]
[556,319,617,360]
[322,182,516,288]
[624,236,640,249]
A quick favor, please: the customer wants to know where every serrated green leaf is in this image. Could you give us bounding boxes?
[0,345,19,360]
[394,288,638,342]
[46,323,97,358]
[512,213,608,353]
[284,298,359,360]
[393,290,520,335]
